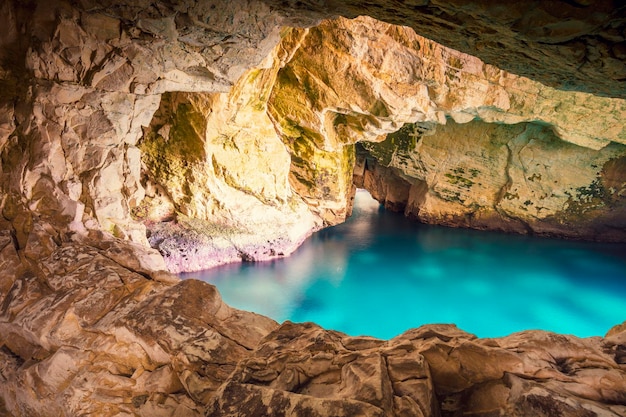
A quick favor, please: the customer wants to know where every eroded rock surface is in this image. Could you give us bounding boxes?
[207,322,626,417]
[359,120,626,240]
[267,16,626,241]
[1,0,625,273]
[0,230,277,416]
[141,15,626,266]
[2,231,625,417]
[138,74,318,272]
[0,0,326,262]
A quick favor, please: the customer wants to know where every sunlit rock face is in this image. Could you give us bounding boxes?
[141,14,626,271]
[138,74,317,273]
[268,16,626,241]
[327,0,626,99]
[359,121,626,240]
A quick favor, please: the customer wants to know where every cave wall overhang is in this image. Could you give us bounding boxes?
[1,1,626,274]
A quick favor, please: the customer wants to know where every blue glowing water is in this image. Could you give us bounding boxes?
[181,190,626,339]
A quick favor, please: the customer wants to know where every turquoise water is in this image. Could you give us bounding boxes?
[181,190,626,339]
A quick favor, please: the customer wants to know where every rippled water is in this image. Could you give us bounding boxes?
[181,190,626,339]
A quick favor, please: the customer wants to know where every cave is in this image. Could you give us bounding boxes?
[1,1,626,416]
[133,16,626,273]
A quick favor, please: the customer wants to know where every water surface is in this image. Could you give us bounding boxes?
[181,190,626,339]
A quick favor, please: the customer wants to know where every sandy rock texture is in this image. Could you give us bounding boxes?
[359,120,626,240]
[207,322,626,417]
[331,0,626,100]
[270,17,626,151]
[137,64,319,273]
[0,227,277,416]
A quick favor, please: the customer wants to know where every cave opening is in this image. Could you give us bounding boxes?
[4,1,626,414]
[124,20,626,345]
[0,0,626,417]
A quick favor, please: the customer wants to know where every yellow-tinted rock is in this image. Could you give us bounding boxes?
[264,16,626,240]
[362,120,626,239]
[139,53,319,272]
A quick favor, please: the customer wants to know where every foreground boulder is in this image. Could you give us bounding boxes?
[207,322,626,417]
[0,232,277,416]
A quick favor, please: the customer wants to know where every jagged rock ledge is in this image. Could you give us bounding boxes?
[1,237,625,416]
[145,218,314,274]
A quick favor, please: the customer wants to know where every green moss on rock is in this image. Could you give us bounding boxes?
[444,173,475,189]
[140,94,208,212]
[361,123,421,166]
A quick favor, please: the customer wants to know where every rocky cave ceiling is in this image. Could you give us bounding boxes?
[10,0,625,96]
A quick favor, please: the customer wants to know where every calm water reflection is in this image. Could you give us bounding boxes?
[181,190,626,339]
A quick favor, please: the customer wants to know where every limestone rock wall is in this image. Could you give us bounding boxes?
[0,0,326,272]
[270,17,626,151]
[207,322,626,417]
[1,0,625,270]
[137,62,319,272]
[359,120,626,240]
[329,0,626,99]
[268,16,626,241]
